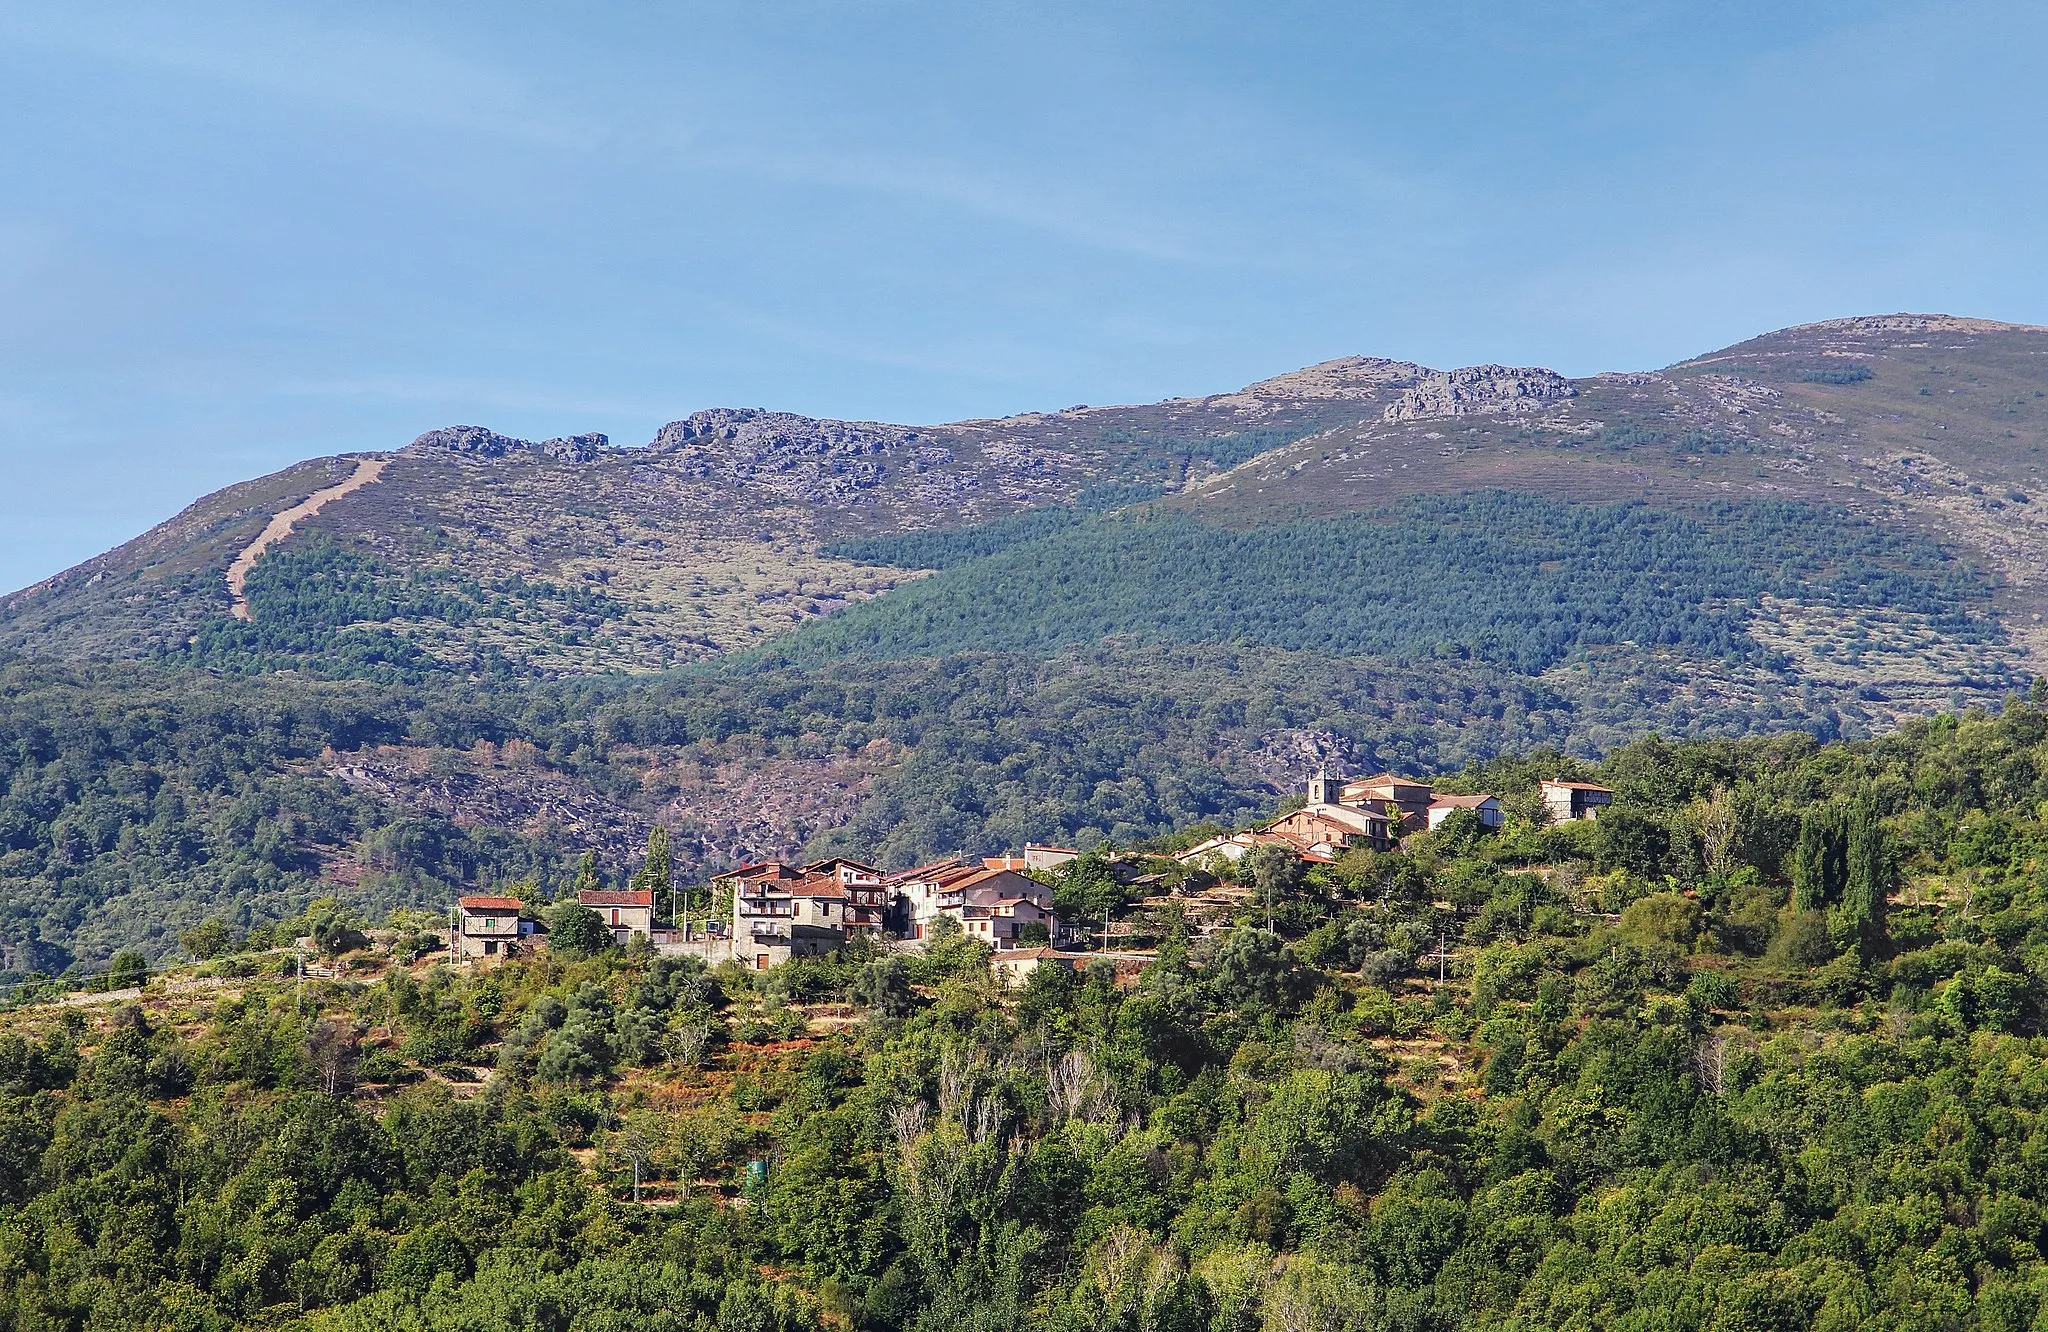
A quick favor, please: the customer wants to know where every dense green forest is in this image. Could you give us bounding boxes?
[173,539,628,682]
[0,633,1946,977]
[775,494,2011,674]
[6,701,2048,1328]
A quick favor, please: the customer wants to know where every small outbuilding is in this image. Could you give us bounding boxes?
[1540,780,1614,823]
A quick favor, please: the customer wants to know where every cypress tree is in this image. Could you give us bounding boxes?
[630,826,674,924]
[567,851,601,902]
[631,826,672,899]
[1791,806,1847,912]
[1837,795,1890,960]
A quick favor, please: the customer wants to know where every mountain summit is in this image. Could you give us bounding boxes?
[5,314,2045,692]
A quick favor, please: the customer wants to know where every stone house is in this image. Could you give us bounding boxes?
[1265,799,1396,855]
[719,863,852,969]
[803,857,889,937]
[579,888,655,946]
[454,895,525,958]
[1340,772,1437,832]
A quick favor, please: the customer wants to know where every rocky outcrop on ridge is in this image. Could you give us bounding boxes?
[646,408,932,499]
[407,425,611,461]
[1382,365,1577,422]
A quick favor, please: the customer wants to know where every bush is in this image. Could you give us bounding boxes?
[1619,892,1702,950]
[546,904,615,958]
[178,918,238,960]
[850,957,916,1017]
[1768,909,1834,968]
[105,949,149,991]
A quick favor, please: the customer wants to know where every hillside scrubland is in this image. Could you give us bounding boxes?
[5,702,2048,1329]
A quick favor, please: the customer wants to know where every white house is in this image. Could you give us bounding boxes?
[1425,794,1505,831]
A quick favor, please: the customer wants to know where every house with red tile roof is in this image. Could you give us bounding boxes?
[887,862,1062,949]
[991,947,1082,986]
[1340,772,1436,832]
[1173,831,1340,869]
[726,864,863,968]
[806,858,889,936]
[1265,800,1396,856]
[1426,793,1505,831]
[455,895,526,959]
[580,888,656,946]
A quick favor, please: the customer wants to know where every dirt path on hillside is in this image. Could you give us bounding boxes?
[226,456,389,620]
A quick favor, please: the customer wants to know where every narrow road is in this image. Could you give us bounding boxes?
[226,456,389,620]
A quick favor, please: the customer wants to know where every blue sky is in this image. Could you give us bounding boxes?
[3,1,2045,591]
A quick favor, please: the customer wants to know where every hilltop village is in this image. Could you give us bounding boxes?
[449,772,1615,975]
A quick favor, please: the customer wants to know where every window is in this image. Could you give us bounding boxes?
[755,954,769,970]
[611,908,621,925]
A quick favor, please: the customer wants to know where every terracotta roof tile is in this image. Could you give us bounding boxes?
[712,861,804,882]
[883,858,963,885]
[578,889,655,907]
[459,896,523,911]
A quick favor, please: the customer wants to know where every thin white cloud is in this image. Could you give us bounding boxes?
[0,2,603,149]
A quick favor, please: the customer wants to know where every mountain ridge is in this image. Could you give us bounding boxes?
[6,312,2046,683]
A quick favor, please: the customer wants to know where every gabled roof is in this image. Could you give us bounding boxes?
[712,861,805,882]
[1541,779,1614,793]
[1025,843,1079,854]
[1428,793,1499,810]
[790,874,849,900]
[579,889,655,908]
[883,858,963,885]
[458,895,523,911]
[1271,803,1385,835]
[805,856,878,874]
[955,866,1043,892]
